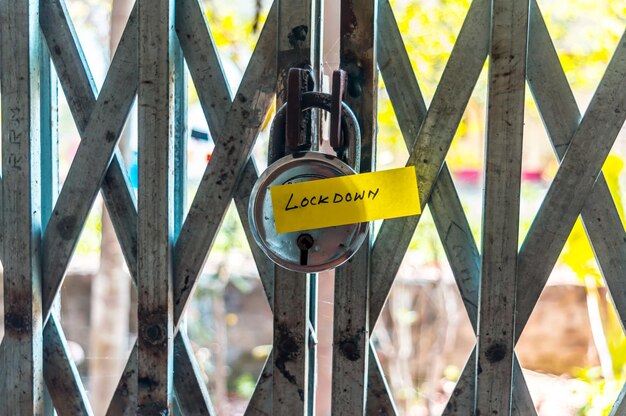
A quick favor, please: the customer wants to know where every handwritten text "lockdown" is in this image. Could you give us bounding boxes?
[284,188,380,211]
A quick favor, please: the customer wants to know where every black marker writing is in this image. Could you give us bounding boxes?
[285,193,298,211]
[283,187,381,211]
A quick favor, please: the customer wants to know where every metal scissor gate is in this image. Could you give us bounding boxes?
[1,0,625,414]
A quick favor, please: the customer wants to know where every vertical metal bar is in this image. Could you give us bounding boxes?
[476,0,528,413]
[273,0,318,413]
[40,41,58,231]
[40,37,59,416]
[137,0,175,413]
[1,0,44,413]
[370,0,490,323]
[172,27,189,416]
[307,2,322,410]
[307,275,318,415]
[331,1,377,414]
[173,34,187,239]
[272,267,311,414]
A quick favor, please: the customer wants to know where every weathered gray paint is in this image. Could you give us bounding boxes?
[108,2,278,413]
[40,0,138,318]
[370,0,490,323]
[1,0,44,413]
[331,0,377,413]
[137,0,175,412]
[40,37,60,416]
[476,0,528,412]
[1,0,625,414]
[40,0,139,277]
[176,0,274,307]
[525,4,626,412]
[270,1,318,413]
[172,0,276,329]
[516,31,626,340]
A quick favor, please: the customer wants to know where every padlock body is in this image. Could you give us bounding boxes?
[249,152,367,273]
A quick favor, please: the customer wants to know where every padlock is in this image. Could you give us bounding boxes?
[248,70,368,273]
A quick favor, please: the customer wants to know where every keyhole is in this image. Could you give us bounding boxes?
[297,233,314,266]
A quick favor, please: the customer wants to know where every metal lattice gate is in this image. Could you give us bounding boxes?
[0,0,625,414]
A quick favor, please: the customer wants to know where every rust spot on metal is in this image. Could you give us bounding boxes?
[274,324,301,391]
[138,376,159,391]
[137,401,169,415]
[339,334,362,361]
[140,312,168,346]
[287,25,308,48]
[485,342,506,363]
[146,325,163,343]
[5,313,30,334]
[105,130,116,143]
[57,214,77,240]
[340,1,358,37]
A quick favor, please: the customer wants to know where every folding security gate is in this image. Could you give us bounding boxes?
[1,0,625,414]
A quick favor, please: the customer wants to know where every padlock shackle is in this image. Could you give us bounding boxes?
[269,92,361,172]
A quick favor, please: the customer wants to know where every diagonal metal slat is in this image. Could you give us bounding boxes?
[515,30,626,341]
[1,2,140,412]
[369,0,490,411]
[432,174,535,416]
[40,0,138,278]
[370,0,490,324]
[526,0,626,331]
[245,352,273,416]
[611,385,626,416]
[41,0,139,320]
[444,3,626,412]
[173,331,217,416]
[525,6,626,413]
[177,0,231,138]
[376,0,480,331]
[172,0,277,330]
[375,0,536,412]
[1,0,618,413]
[43,315,94,415]
[108,3,278,413]
[366,341,399,415]
[105,342,138,416]
[176,0,274,308]
[40,0,272,412]
[39,0,97,129]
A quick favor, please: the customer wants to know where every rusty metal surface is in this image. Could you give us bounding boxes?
[2,0,625,414]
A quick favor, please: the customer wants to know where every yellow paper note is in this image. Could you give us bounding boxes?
[270,166,421,234]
